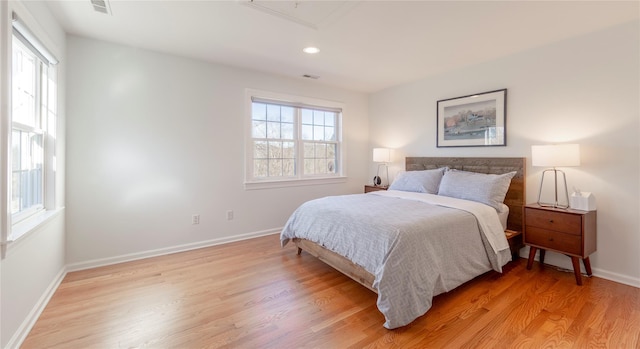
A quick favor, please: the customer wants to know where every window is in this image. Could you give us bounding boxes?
[246,90,344,188]
[9,13,58,228]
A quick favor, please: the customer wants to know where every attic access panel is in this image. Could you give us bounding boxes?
[239,0,358,29]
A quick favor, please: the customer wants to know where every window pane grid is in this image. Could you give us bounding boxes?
[12,39,39,128]
[250,99,340,181]
[11,32,52,221]
[252,141,296,178]
[11,130,44,214]
[301,109,337,142]
[303,142,337,175]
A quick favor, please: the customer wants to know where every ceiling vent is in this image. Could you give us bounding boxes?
[90,0,112,15]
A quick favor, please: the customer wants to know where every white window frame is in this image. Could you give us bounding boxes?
[1,8,61,245]
[244,89,347,190]
[11,37,46,222]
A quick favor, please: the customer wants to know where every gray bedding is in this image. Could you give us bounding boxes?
[280,191,511,329]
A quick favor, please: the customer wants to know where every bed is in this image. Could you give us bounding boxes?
[281,157,525,329]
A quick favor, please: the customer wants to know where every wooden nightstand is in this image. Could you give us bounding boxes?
[524,203,597,285]
[505,229,523,261]
[364,185,388,193]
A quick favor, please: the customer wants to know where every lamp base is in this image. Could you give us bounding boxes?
[538,202,569,209]
[375,163,389,187]
[537,168,570,209]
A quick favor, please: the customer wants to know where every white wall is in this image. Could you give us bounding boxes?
[370,20,640,287]
[0,1,66,348]
[65,36,369,267]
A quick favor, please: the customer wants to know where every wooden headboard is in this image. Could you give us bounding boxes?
[405,157,526,233]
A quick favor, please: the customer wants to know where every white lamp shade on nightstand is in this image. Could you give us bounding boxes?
[531,144,580,167]
[531,143,580,208]
[373,148,391,163]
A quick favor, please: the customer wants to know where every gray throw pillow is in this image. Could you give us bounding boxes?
[388,168,447,194]
[437,169,516,211]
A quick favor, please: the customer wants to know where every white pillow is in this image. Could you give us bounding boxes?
[388,168,447,194]
[437,169,516,211]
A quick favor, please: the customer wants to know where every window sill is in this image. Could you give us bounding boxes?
[245,176,347,190]
[7,207,65,243]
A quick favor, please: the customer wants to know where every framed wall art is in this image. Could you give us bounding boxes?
[436,89,507,147]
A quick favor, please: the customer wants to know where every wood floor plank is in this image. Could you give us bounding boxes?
[21,234,640,348]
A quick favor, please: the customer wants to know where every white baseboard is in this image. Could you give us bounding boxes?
[66,228,281,272]
[5,266,67,349]
[592,268,640,288]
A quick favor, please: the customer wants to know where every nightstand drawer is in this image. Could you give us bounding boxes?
[525,208,582,235]
[525,226,582,255]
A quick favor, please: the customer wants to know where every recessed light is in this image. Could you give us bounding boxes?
[303,47,320,54]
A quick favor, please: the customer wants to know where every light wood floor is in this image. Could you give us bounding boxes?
[23,234,640,348]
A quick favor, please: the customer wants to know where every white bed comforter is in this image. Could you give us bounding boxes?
[280,190,511,329]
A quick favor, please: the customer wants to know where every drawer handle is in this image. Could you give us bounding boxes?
[549,219,554,223]
[548,238,554,242]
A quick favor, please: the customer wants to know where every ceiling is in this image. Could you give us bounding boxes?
[45,0,639,93]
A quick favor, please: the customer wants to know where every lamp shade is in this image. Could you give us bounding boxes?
[531,144,580,167]
[373,148,390,163]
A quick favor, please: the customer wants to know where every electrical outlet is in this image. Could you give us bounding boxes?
[226,210,234,220]
[192,214,200,225]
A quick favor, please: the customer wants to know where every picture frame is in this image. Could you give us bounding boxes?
[436,89,507,147]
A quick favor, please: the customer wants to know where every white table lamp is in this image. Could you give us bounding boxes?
[531,144,580,208]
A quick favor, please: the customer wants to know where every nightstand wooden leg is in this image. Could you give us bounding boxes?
[571,257,583,286]
[583,257,592,276]
[297,247,302,255]
[539,249,546,265]
[527,247,537,270]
